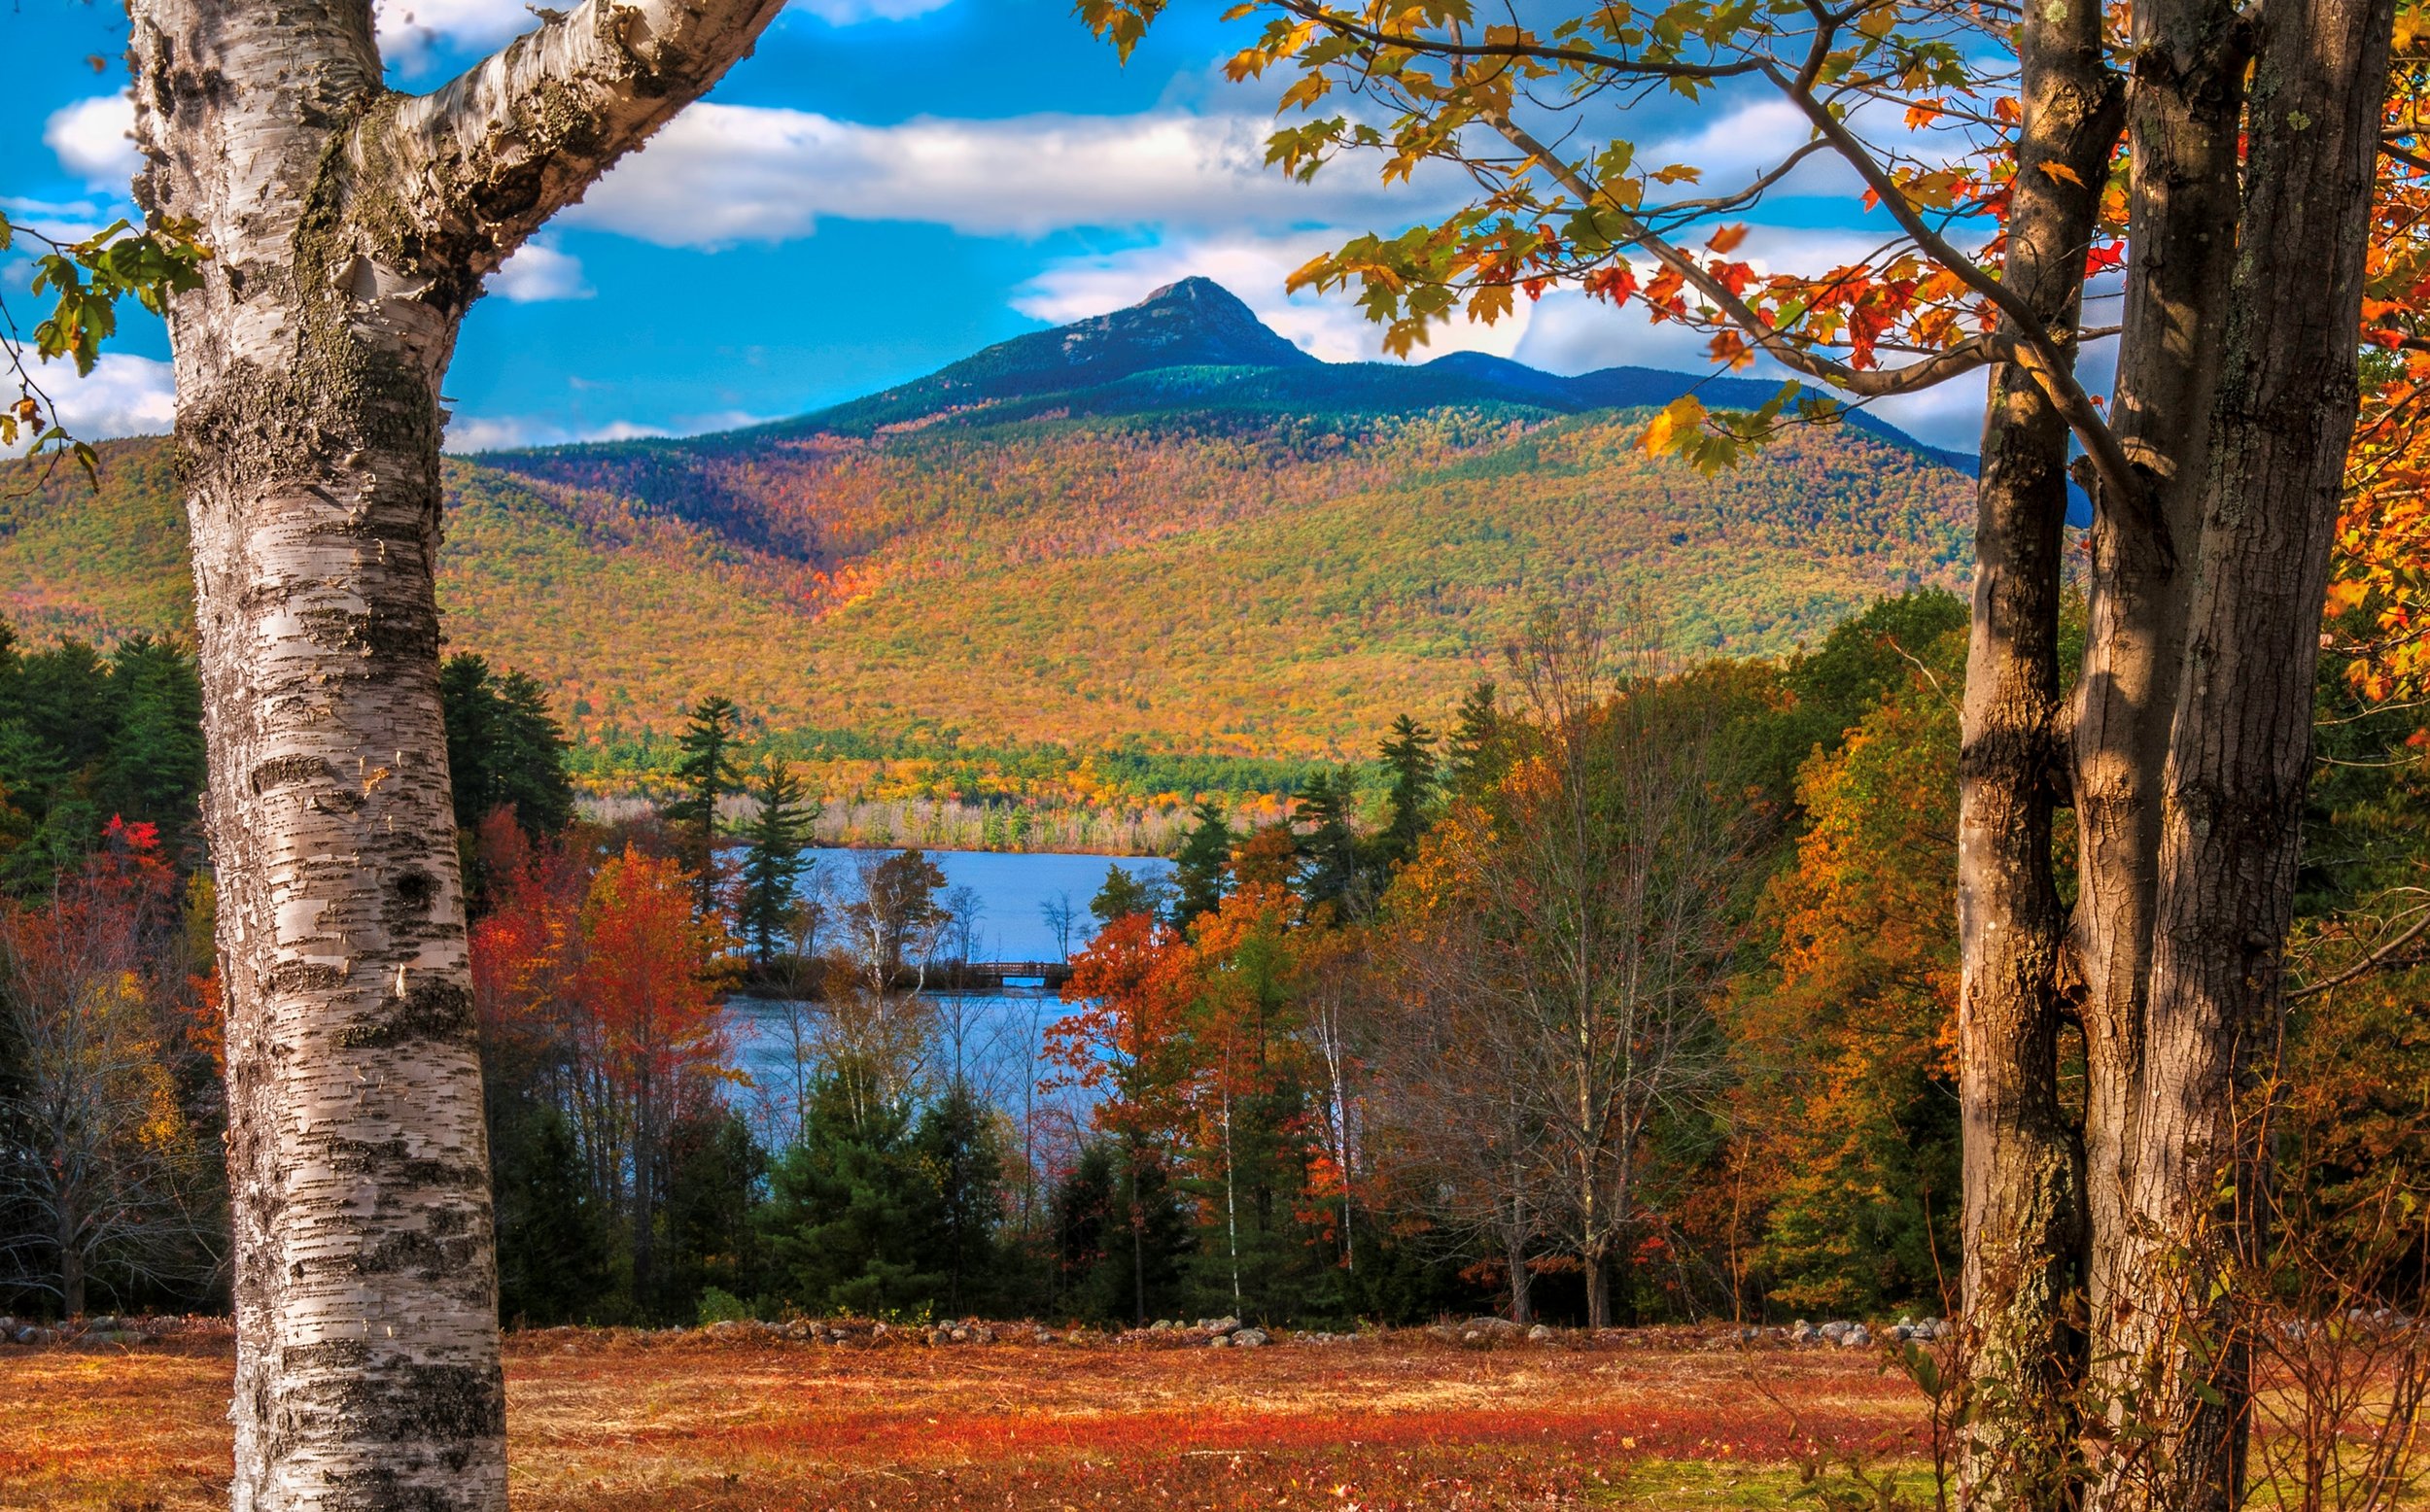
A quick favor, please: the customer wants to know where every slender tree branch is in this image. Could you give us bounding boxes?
[1274,0,1767,82]
[1759,64,2148,512]
[2381,140,2430,174]
[1492,113,2003,396]
[2289,909,2430,1000]
[1644,138,1837,220]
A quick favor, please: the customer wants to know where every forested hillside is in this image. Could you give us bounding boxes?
[1,279,1972,761]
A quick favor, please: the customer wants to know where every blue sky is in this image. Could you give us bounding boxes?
[4,0,1994,450]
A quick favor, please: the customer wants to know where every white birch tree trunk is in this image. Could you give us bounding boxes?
[120,4,781,1505]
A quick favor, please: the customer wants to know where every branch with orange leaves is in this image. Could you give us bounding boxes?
[1761,65,2146,515]
[1484,113,2006,399]
[1481,109,2152,500]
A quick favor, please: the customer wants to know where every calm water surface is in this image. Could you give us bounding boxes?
[725,848,1170,1116]
[799,846,1172,962]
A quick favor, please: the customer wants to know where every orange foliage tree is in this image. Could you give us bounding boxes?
[466,823,733,1315]
[0,818,219,1316]
[573,845,732,1307]
[2340,62,2430,708]
[1724,645,1962,1317]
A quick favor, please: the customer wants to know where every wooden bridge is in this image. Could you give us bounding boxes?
[932,960,1075,991]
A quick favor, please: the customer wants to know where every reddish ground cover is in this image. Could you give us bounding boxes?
[0,1326,1929,1510]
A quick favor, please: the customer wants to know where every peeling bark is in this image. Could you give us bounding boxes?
[122,3,781,1506]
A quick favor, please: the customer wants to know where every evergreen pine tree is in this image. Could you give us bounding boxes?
[439,654,572,840]
[493,1105,616,1325]
[1169,799,1232,927]
[100,636,206,846]
[665,695,744,916]
[1294,771,1360,915]
[1370,714,1437,880]
[911,1078,1005,1316]
[1089,863,1163,928]
[1050,1141,1118,1315]
[654,1111,769,1323]
[761,1069,944,1318]
[737,756,818,966]
[491,670,574,837]
[439,653,501,833]
[1443,678,1506,799]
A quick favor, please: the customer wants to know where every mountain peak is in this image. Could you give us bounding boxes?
[1136,275,1252,313]
[778,276,1320,433]
[1050,275,1315,372]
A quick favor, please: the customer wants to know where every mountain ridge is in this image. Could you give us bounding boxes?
[4,279,1978,760]
[499,275,1973,473]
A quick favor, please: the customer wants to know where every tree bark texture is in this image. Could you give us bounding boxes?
[122,4,780,1506]
[2086,0,2395,1503]
[2070,0,2247,1337]
[1955,0,2120,1496]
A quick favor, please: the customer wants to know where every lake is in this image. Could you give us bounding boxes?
[724,847,1171,1122]
[797,845,1173,962]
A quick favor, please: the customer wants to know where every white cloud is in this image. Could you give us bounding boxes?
[570,104,1460,246]
[1017,234,1531,364]
[46,95,141,191]
[1861,377,1989,452]
[489,240,593,302]
[25,353,178,442]
[375,0,541,72]
[0,196,116,248]
[442,409,774,453]
[790,0,954,20]
[443,414,657,453]
[378,0,949,73]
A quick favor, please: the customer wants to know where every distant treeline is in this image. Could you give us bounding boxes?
[4,593,2421,1339]
[570,725,1355,805]
[565,725,1375,855]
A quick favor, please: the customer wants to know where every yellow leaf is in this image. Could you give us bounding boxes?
[2038,160,2085,187]
[1641,394,1707,456]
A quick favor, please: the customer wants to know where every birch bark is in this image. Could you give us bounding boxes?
[121,3,781,1505]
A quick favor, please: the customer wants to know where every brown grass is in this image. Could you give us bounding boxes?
[0,1328,1927,1511]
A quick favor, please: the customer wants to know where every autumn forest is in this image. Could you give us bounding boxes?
[5,0,2430,1497]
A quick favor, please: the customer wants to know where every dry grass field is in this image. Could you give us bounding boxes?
[0,1322,1934,1512]
[0,1324,1933,1511]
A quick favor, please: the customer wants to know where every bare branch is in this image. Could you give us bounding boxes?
[2289,907,2430,1000]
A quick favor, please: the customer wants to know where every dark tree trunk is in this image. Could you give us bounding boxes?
[58,1196,84,1321]
[2088,0,2395,1503]
[1955,0,2121,1497]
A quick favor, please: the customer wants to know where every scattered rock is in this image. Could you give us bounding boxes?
[1527,1323,1556,1343]
[1789,1320,1818,1346]
[1837,1324,1872,1349]
[1205,1316,1242,1337]
[1232,1327,1269,1348]
[1207,1334,1231,1348]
